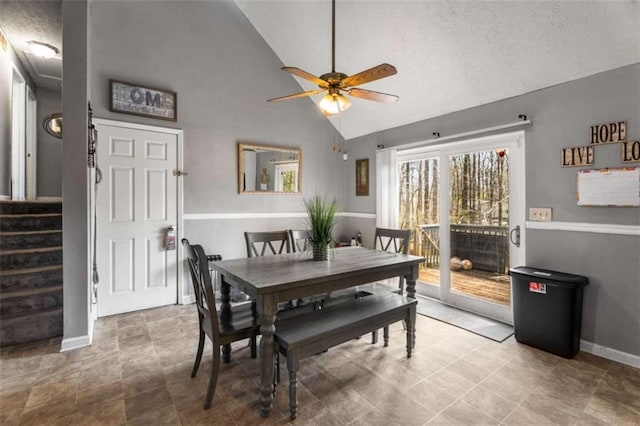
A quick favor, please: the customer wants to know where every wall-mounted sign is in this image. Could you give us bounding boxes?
[562,145,594,167]
[577,167,640,206]
[355,158,369,196]
[622,140,640,163]
[590,121,626,145]
[110,79,177,121]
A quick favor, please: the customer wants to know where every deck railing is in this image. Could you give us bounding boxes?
[412,224,509,273]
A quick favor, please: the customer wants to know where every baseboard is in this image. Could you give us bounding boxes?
[580,340,640,368]
[180,294,196,304]
[0,195,10,200]
[36,196,63,202]
[60,334,92,352]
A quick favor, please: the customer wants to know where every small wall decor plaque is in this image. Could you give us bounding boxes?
[590,121,626,145]
[110,79,177,121]
[356,158,369,196]
[561,145,594,167]
[622,140,640,163]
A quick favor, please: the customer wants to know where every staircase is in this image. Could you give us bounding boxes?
[0,201,63,347]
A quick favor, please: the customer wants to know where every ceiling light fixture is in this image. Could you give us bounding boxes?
[319,88,352,115]
[28,41,58,58]
[267,0,398,115]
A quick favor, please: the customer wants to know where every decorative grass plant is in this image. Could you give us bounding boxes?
[304,195,337,260]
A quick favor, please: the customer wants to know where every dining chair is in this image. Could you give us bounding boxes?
[374,227,412,294]
[369,227,412,344]
[245,230,303,313]
[244,230,291,257]
[288,229,311,253]
[182,238,260,409]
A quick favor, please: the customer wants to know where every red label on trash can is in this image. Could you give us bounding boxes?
[529,282,547,294]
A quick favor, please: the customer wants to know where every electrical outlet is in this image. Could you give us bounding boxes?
[530,207,552,222]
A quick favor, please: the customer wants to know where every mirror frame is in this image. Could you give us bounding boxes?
[42,113,63,139]
[238,142,302,194]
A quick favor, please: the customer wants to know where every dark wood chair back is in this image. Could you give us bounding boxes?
[182,239,220,343]
[374,227,411,254]
[288,229,311,253]
[374,227,412,294]
[244,231,291,257]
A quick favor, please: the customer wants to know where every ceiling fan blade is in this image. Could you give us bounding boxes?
[348,88,399,104]
[341,63,397,88]
[282,67,329,88]
[268,89,327,103]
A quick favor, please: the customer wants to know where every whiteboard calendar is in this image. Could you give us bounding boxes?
[577,168,640,207]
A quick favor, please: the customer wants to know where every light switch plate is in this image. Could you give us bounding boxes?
[530,207,552,221]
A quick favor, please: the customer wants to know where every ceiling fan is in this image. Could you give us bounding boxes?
[267,0,398,115]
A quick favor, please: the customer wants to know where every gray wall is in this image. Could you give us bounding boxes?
[62,0,90,342]
[345,64,640,356]
[0,46,12,197]
[88,0,345,258]
[36,87,62,197]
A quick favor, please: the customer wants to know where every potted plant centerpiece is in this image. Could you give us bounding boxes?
[304,195,337,261]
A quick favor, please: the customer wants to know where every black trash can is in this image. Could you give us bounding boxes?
[509,266,588,358]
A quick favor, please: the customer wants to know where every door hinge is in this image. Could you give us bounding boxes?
[173,170,188,177]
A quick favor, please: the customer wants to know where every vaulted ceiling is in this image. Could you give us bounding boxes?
[1,1,638,140]
[236,0,640,139]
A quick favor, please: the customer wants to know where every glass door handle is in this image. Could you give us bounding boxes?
[509,225,520,247]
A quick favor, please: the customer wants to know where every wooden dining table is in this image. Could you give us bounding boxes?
[210,246,425,417]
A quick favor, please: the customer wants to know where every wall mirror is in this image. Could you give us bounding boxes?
[238,142,302,194]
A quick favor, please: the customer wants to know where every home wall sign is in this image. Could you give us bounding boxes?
[590,121,626,145]
[110,80,177,121]
[562,145,594,167]
[621,140,640,163]
[355,158,369,196]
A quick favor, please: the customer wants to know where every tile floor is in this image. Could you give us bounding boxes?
[1,304,639,425]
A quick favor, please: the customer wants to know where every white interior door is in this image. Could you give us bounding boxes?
[26,87,37,200]
[96,122,179,317]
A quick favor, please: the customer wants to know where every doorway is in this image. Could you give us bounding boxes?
[94,119,183,317]
[11,68,26,200]
[397,131,525,323]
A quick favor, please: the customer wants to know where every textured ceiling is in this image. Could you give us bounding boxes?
[0,1,638,138]
[0,0,62,90]
[236,0,640,140]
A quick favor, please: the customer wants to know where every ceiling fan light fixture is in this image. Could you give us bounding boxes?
[28,41,58,58]
[319,93,351,115]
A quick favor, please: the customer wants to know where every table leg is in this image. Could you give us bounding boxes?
[405,274,416,300]
[258,294,278,417]
[405,265,419,347]
[220,276,232,325]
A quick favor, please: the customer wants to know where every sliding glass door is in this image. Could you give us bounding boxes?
[397,132,525,323]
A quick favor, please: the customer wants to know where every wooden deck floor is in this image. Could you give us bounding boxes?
[419,267,511,305]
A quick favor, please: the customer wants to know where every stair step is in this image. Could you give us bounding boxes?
[0,286,63,317]
[0,246,62,270]
[0,266,63,293]
[0,201,62,215]
[0,214,62,232]
[0,307,63,347]
[0,230,63,250]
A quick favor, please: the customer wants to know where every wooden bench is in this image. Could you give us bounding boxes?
[274,292,417,419]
